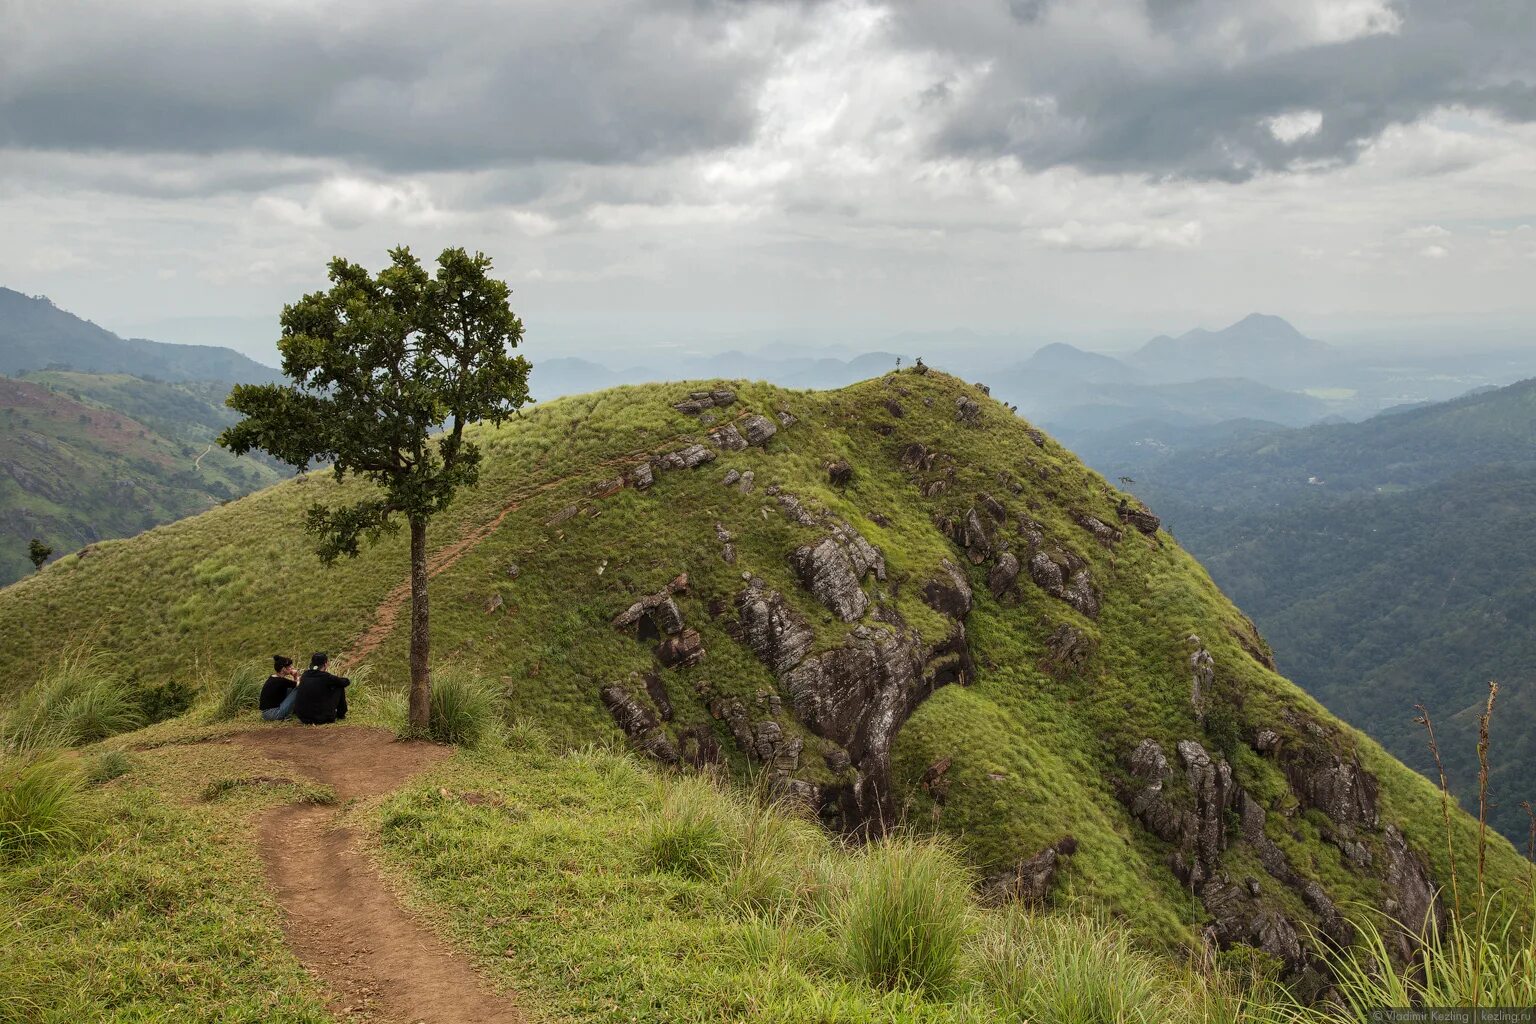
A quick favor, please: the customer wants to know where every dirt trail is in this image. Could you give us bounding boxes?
[236,727,523,1024]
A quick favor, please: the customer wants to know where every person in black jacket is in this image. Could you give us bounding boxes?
[292,652,350,725]
[259,654,300,721]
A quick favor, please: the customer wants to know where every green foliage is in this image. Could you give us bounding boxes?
[27,538,50,571]
[205,658,270,721]
[643,773,736,880]
[220,246,531,555]
[3,647,143,749]
[836,835,973,993]
[0,753,83,861]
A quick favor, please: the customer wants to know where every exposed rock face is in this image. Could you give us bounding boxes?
[955,395,981,424]
[657,629,705,668]
[1176,740,1237,881]
[977,837,1078,907]
[1230,616,1277,670]
[1116,499,1160,536]
[922,559,973,619]
[742,414,778,446]
[736,581,816,676]
[776,409,797,427]
[944,506,993,565]
[628,462,654,490]
[612,577,690,638]
[1073,512,1121,546]
[600,680,680,763]
[1278,716,1380,828]
[738,470,755,494]
[1381,824,1444,963]
[1188,637,1215,722]
[900,442,934,472]
[710,423,748,450]
[883,398,904,418]
[988,552,1020,598]
[791,538,871,621]
[1027,550,1100,619]
[656,444,716,470]
[777,492,818,526]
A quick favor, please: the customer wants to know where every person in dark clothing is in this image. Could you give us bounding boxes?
[292,652,350,725]
[259,654,300,721]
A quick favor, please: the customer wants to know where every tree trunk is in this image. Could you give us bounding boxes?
[407,516,431,735]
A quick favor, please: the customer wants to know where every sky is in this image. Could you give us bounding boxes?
[2,0,1534,365]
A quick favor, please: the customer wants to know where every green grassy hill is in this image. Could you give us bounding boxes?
[0,373,284,585]
[1,370,1527,987]
[1113,378,1536,844]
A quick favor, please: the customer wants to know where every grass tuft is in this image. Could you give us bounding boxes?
[84,749,133,786]
[3,646,143,750]
[643,773,735,880]
[836,834,973,993]
[0,753,84,861]
[418,666,502,748]
[205,659,270,722]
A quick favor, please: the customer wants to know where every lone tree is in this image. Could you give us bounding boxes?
[220,247,530,733]
[27,538,51,571]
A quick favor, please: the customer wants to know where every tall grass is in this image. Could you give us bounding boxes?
[2,646,143,750]
[0,753,83,861]
[643,774,735,880]
[205,659,270,721]
[836,835,973,993]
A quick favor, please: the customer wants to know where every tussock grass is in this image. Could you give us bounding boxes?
[643,773,735,880]
[836,835,973,993]
[420,665,502,747]
[205,658,269,721]
[83,749,132,786]
[3,647,143,750]
[0,753,83,861]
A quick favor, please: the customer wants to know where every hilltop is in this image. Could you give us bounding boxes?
[1,370,1527,990]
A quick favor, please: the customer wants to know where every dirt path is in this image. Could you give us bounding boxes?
[236,727,524,1024]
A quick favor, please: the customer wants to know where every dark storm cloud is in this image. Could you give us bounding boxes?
[0,0,776,177]
[890,0,1536,181]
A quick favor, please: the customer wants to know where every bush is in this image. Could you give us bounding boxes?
[3,648,144,750]
[206,659,269,722]
[0,754,84,861]
[421,666,500,747]
[643,774,735,880]
[836,835,972,993]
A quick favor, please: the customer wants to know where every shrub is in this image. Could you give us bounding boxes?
[0,754,84,861]
[84,749,133,786]
[421,666,500,747]
[836,835,972,993]
[643,774,735,880]
[3,647,143,750]
[206,659,269,721]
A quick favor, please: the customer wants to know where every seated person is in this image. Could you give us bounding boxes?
[292,652,350,725]
[258,654,301,721]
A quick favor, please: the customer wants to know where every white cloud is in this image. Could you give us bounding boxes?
[1267,110,1324,144]
[1038,220,1204,252]
[1419,244,1450,259]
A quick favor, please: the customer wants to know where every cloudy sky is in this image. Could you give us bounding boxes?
[2,0,1534,363]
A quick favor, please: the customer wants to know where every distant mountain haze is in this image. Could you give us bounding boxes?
[0,288,280,383]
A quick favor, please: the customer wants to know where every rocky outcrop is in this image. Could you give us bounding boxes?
[628,462,654,490]
[987,552,1020,598]
[673,389,736,414]
[600,678,680,763]
[655,444,716,471]
[791,539,870,621]
[955,395,981,425]
[735,581,816,676]
[612,575,690,639]
[1188,637,1215,723]
[710,423,748,450]
[742,414,778,446]
[1277,715,1379,828]
[1041,623,1095,677]
[978,837,1078,907]
[921,559,973,619]
[827,460,853,487]
[657,629,705,668]
[1116,499,1160,536]
[1381,824,1444,963]
[1027,550,1100,619]
[1073,512,1121,547]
